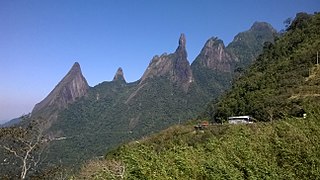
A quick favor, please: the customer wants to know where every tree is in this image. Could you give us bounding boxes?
[0,117,50,179]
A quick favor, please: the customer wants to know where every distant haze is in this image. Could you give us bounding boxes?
[0,0,319,123]
[0,97,34,124]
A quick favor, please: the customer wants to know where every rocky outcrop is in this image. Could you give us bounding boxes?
[140,34,193,91]
[32,62,89,116]
[113,67,126,83]
[191,37,234,97]
[192,37,233,72]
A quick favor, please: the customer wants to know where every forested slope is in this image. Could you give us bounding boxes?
[208,12,320,122]
[77,105,320,179]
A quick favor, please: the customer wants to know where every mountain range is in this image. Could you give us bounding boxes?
[6,21,277,169]
[75,12,320,179]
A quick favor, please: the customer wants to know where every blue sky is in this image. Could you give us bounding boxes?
[0,0,319,123]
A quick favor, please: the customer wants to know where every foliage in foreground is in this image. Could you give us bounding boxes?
[0,118,50,179]
[76,105,320,179]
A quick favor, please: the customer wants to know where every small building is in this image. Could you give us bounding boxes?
[228,116,253,124]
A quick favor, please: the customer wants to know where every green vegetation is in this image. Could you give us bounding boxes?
[227,22,277,69]
[76,105,320,179]
[74,12,320,179]
[27,18,276,171]
[0,118,50,179]
[191,61,233,98]
[45,77,208,169]
[209,12,320,122]
[3,12,316,179]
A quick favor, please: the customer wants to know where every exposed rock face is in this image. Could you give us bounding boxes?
[140,34,193,91]
[191,37,234,97]
[32,62,89,116]
[113,67,126,83]
[175,33,187,57]
[193,37,233,72]
[191,21,276,98]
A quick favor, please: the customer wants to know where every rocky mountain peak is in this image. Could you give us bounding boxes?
[192,37,233,72]
[175,33,187,58]
[178,33,186,49]
[63,62,82,80]
[139,34,193,91]
[204,37,223,48]
[113,67,126,82]
[250,22,277,33]
[71,62,80,71]
[32,62,89,118]
[227,21,277,68]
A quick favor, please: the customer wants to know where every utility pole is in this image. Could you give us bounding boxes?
[317,51,319,65]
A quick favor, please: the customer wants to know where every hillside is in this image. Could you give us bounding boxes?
[0,117,22,128]
[75,12,320,180]
[77,106,320,179]
[208,12,320,122]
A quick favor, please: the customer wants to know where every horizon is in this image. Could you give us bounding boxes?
[1,0,319,123]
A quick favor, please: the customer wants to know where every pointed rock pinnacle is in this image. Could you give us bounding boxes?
[113,67,126,82]
[32,62,89,116]
[179,33,186,47]
[175,33,187,57]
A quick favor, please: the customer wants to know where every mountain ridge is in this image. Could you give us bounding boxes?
[13,21,277,170]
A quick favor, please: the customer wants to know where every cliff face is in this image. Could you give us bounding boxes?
[190,37,234,97]
[191,21,277,97]
[140,34,193,91]
[32,62,89,117]
[193,37,233,73]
